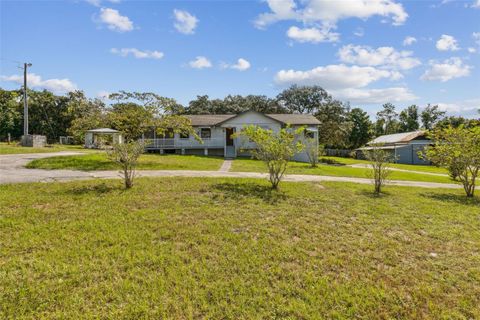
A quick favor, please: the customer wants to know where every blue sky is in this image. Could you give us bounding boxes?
[1,0,479,117]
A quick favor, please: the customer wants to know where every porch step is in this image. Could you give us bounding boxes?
[225,146,236,158]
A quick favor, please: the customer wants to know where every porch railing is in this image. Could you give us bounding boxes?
[142,138,224,149]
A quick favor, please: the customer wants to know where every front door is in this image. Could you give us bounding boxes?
[225,128,234,146]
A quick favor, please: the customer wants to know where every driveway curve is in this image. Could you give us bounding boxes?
[0,152,461,189]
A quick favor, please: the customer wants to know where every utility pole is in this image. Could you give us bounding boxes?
[23,62,32,136]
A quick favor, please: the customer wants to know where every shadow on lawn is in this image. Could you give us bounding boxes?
[212,182,287,204]
[356,189,392,199]
[421,192,480,206]
[58,182,123,196]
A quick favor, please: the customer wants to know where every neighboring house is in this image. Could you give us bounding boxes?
[141,110,320,162]
[356,131,431,165]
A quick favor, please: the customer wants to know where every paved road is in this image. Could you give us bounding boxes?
[0,152,461,189]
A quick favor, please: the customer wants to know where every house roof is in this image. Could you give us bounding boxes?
[87,128,120,133]
[185,112,320,126]
[185,114,235,126]
[266,114,320,125]
[368,131,427,145]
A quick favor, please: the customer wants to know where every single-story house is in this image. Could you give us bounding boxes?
[356,131,431,165]
[141,110,320,162]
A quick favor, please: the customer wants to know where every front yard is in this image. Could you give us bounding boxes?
[0,142,88,155]
[26,153,225,171]
[26,153,455,184]
[231,158,454,184]
[0,177,478,319]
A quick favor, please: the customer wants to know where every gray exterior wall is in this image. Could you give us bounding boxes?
[394,142,430,165]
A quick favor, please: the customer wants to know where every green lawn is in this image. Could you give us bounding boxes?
[1,177,479,319]
[0,142,89,155]
[231,158,455,184]
[321,156,449,174]
[26,153,224,171]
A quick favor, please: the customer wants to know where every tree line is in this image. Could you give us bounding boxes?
[1,85,478,148]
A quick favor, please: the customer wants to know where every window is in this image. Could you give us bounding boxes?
[304,129,315,139]
[180,132,189,139]
[200,128,211,139]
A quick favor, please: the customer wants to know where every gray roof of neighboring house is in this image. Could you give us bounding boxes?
[368,131,428,145]
[185,113,320,126]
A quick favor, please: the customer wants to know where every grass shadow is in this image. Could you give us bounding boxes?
[57,182,124,196]
[421,193,480,206]
[319,157,347,166]
[212,182,287,204]
[356,189,393,199]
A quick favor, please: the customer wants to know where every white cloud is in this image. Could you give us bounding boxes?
[354,27,364,37]
[189,56,212,69]
[468,47,477,53]
[286,25,339,43]
[110,48,164,59]
[229,58,251,71]
[97,91,111,100]
[338,44,421,71]
[435,98,480,116]
[421,57,472,82]
[274,64,401,89]
[1,73,77,93]
[255,0,408,29]
[99,7,134,32]
[86,0,120,6]
[403,36,417,46]
[173,9,198,34]
[435,34,459,51]
[472,0,480,8]
[473,32,480,46]
[332,87,417,104]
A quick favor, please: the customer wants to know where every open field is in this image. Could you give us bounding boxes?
[1,177,479,319]
[26,153,224,171]
[0,143,89,155]
[231,158,455,184]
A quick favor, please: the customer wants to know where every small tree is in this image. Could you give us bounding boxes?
[235,125,304,189]
[364,144,393,194]
[423,126,480,197]
[107,141,145,189]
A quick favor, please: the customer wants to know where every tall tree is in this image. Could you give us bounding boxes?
[399,105,420,132]
[435,116,480,129]
[421,104,445,130]
[376,103,399,135]
[107,102,154,142]
[67,91,108,144]
[276,85,332,114]
[0,89,22,140]
[27,90,72,143]
[347,108,373,148]
[315,100,352,148]
[184,94,284,114]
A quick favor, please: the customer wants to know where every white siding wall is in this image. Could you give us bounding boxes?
[173,127,224,148]
[220,111,281,151]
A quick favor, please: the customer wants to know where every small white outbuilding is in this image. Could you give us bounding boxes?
[84,128,123,149]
